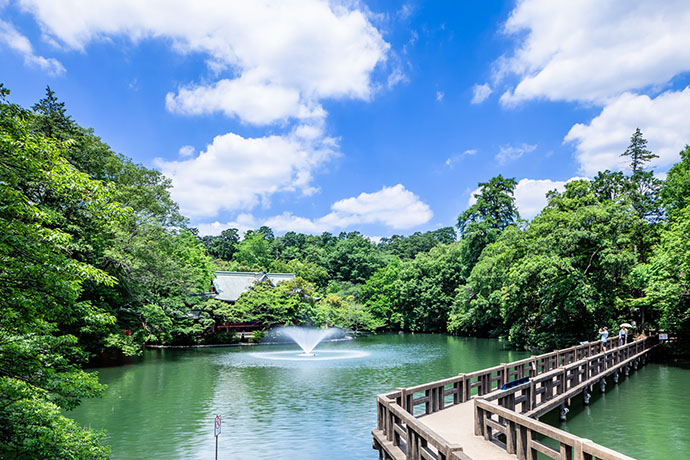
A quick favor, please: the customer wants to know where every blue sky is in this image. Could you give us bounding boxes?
[2,1,690,238]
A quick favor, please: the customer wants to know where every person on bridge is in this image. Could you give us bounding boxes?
[619,326,628,346]
[598,327,609,350]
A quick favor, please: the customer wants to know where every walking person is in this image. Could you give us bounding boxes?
[619,325,628,346]
[598,327,609,350]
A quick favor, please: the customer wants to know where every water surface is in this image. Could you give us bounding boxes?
[69,334,527,459]
[68,334,689,459]
[542,362,690,459]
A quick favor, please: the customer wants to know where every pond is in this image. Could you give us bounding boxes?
[67,334,689,459]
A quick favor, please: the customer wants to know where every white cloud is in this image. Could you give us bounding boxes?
[467,177,585,221]
[498,0,690,106]
[445,149,477,168]
[471,83,492,104]
[565,88,690,176]
[0,19,64,75]
[397,3,415,21]
[436,91,444,102]
[196,184,433,236]
[514,177,585,220]
[178,145,195,157]
[155,124,337,219]
[17,0,389,125]
[165,77,325,125]
[495,143,536,165]
[325,184,432,229]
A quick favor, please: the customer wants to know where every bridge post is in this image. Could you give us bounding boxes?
[559,402,569,421]
[599,377,606,393]
[583,389,591,405]
[613,371,619,384]
[633,359,638,371]
[624,365,630,377]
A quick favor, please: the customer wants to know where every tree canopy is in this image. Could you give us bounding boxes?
[2,85,690,457]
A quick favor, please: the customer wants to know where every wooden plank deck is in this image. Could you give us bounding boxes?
[420,401,514,460]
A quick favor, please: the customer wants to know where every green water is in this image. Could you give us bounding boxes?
[66,334,689,459]
[541,362,690,459]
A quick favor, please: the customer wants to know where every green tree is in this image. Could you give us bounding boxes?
[322,232,385,283]
[448,227,524,337]
[645,205,690,337]
[502,180,642,349]
[661,145,690,219]
[201,228,240,261]
[622,128,658,174]
[233,230,274,270]
[395,243,467,331]
[457,175,519,276]
[360,258,403,327]
[233,277,321,327]
[321,294,383,332]
[1,85,116,458]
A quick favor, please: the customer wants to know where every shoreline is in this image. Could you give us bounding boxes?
[144,335,356,350]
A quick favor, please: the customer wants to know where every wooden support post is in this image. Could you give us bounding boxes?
[406,427,417,460]
[506,420,516,454]
[397,388,407,412]
[559,402,569,421]
[525,429,538,460]
[516,424,527,460]
[474,404,484,437]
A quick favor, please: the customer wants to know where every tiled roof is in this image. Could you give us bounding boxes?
[212,271,296,302]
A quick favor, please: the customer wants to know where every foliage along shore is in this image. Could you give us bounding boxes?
[1,84,689,458]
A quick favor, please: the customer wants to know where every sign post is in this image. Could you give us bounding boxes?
[214,414,221,460]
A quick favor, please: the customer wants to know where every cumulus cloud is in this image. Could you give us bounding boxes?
[468,177,585,221]
[565,89,690,176]
[0,19,64,75]
[436,91,444,102]
[497,0,690,106]
[514,177,585,220]
[495,143,536,165]
[17,0,389,125]
[156,124,337,219]
[196,184,433,236]
[471,83,492,104]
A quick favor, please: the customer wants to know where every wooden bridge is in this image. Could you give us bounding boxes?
[372,336,658,460]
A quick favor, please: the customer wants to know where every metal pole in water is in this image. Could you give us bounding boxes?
[214,414,221,460]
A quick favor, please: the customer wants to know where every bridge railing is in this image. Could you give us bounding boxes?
[390,334,634,418]
[474,398,636,460]
[481,337,655,417]
[376,393,472,460]
[374,336,655,460]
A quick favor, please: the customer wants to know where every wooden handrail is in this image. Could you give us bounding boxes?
[374,336,657,460]
[393,336,650,418]
[475,399,637,460]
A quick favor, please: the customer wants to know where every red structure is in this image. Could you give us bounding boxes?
[216,322,261,333]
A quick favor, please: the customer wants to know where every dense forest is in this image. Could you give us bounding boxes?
[1,84,689,458]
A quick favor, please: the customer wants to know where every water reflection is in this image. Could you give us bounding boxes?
[66,335,545,459]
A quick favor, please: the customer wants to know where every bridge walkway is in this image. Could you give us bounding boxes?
[373,336,658,460]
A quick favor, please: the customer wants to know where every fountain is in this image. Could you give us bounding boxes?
[249,326,368,361]
[278,326,339,356]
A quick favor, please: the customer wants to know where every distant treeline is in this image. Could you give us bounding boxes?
[1,84,689,458]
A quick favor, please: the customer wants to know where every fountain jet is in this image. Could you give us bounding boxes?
[277,326,339,356]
